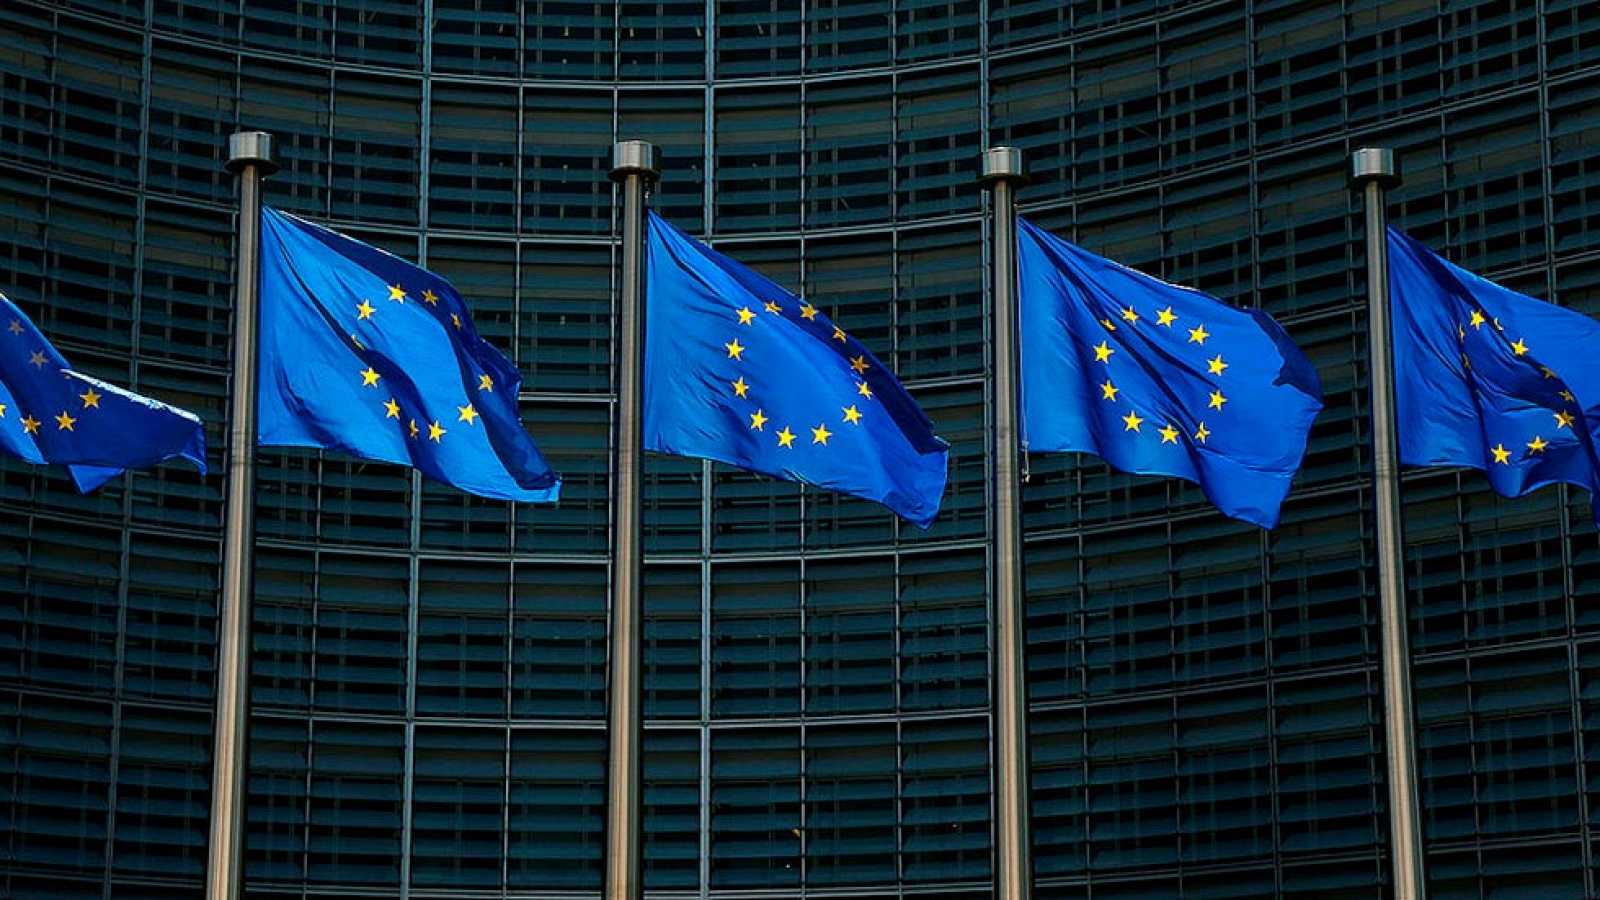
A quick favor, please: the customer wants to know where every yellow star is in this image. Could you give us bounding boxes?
[356,300,376,320]
[1155,306,1177,327]
[457,403,478,425]
[451,313,462,330]
[1093,341,1115,363]
[428,420,446,442]
[776,425,796,448]
[79,388,101,409]
[1560,390,1576,402]
[28,350,46,368]
[1159,423,1180,444]
[764,300,782,315]
[1490,442,1511,464]
[1493,317,1504,332]
[732,376,749,398]
[1187,324,1209,345]
[1541,366,1557,379]
[1122,410,1143,432]
[1194,422,1211,443]
[21,414,39,435]
[361,367,381,387]
[1555,410,1575,429]
[1526,435,1548,455]
[1470,310,1486,329]
[478,373,494,392]
[7,319,21,334]
[1457,323,1466,341]
[736,306,755,325]
[422,289,438,306]
[1511,338,1529,356]
[1208,390,1227,411]
[1120,306,1139,324]
[1100,318,1117,332]
[832,326,846,343]
[850,355,869,374]
[1461,352,1472,370]
[408,418,419,439]
[842,405,862,425]
[856,381,873,399]
[387,284,405,303]
[749,409,768,431]
[351,334,366,351]
[54,410,75,431]
[800,303,818,321]
[725,339,745,360]
[0,402,6,418]
[811,423,832,445]
[1207,355,1228,376]
[1100,380,1119,401]
[383,398,400,419]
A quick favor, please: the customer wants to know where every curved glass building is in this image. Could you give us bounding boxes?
[2,1,1600,897]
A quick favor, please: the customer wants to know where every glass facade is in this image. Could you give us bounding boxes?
[1,0,1599,897]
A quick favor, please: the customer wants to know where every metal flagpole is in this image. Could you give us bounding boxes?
[1351,147,1427,900]
[207,130,276,900]
[605,139,660,900]
[978,146,1033,900]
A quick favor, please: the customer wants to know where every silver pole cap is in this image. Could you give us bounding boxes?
[226,131,278,176]
[978,146,1027,186]
[610,140,662,182]
[1350,147,1400,188]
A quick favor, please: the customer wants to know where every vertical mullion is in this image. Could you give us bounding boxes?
[889,61,902,547]
[400,543,421,899]
[511,82,525,368]
[398,12,433,896]
[1534,0,1596,889]
[301,549,322,884]
[892,552,906,885]
[699,722,712,900]
[977,49,1000,887]
[1166,519,1180,867]
[100,7,158,893]
[700,560,714,898]
[500,560,515,898]
[701,15,719,890]
[795,557,809,887]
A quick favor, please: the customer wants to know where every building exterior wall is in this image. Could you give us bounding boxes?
[1,1,1599,897]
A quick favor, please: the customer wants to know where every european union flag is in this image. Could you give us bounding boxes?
[1017,218,1323,528]
[644,212,949,526]
[1389,227,1600,520]
[0,291,205,491]
[258,208,559,502]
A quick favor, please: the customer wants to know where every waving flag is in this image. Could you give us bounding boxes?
[1389,226,1600,520]
[1017,218,1323,528]
[0,292,205,491]
[643,211,948,526]
[258,207,559,501]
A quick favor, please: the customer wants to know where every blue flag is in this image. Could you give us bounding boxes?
[0,291,205,491]
[258,208,559,502]
[644,211,948,526]
[1017,218,1323,528]
[1389,227,1600,520]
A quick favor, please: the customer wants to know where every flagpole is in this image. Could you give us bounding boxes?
[1351,147,1427,900]
[207,130,276,900]
[605,139,660,900]
[978,146,1033,900]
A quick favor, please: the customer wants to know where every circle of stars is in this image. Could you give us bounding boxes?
[1093,301,1223,448]
[348,279,501,450]
[1460,306,1583,469]
[4,314,107,442]
[721,294,875,454]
